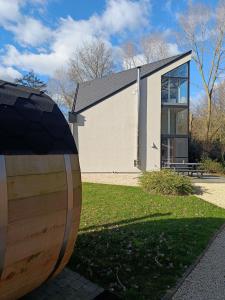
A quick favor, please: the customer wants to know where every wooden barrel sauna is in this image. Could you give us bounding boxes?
[0,80,82,300]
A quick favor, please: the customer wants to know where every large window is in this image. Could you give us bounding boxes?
[161,107,188,135]
[161,137,188,163]
[161,64,188,104]
[161,63,189,165]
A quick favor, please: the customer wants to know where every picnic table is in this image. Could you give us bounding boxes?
[163,162,206,177]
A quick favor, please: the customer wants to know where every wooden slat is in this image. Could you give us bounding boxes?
[2,245,59,281]
[72,171,82,189]
[53,187,82,276]
[53,221,80,277]
[9,191,67,223]
[0,246,60,300]
[7,172,67,200]
[5,155,65,176]
[0,153,82,299]
[7,210,66,246]
[47,154,74,279]
[5,226,65,266]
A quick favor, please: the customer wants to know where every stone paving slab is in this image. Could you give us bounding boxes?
[22,268,104,300]
[172,228,225,300]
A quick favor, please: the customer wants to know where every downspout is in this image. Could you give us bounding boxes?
[135,66,141,168]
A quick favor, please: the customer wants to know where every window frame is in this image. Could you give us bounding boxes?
[160,61,190,167]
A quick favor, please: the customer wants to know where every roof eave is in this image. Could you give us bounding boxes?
[69,50,192,118]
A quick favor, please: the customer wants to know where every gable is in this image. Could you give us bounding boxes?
[73,51,192,114]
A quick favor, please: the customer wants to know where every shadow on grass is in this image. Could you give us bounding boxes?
[81,213,172,232]
[69,217,225,300]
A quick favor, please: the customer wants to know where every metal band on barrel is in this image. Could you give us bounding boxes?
[48,154,74,279]
[0,156,8,278]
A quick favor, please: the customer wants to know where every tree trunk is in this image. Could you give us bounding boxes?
[205,93,212,154]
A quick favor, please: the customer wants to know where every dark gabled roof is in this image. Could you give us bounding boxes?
[0,80,77,155]
[73,51,192,114]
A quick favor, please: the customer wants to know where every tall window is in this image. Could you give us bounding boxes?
[161,63,189,165]
[161,107,188,135]
[161,63,188,104]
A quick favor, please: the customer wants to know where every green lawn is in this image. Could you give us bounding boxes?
[69,183,225,299]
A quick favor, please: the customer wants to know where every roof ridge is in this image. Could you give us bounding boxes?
[73,50,192,114]
[79,51,192,87]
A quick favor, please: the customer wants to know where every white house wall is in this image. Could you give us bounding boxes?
[145,55,191,171]
[74,83,140,172]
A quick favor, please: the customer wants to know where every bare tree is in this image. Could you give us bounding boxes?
[141,34,170,63]
[15,70,47,92]
[68,39,114,83]
[122,33,171,69]
[191,80,225,160]
[48,68,76,109]
[49,40,114,110]
[178,0,225,144]
[122,42,138,69]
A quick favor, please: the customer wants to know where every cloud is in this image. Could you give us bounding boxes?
[0,0,22,25]
[0,0,51,46]
[167,42,180,55]
[0,66,22,82]
[6,17,52,47]
[101,0,150,33]
[1,0,152,77]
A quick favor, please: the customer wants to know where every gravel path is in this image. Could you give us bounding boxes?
[194,182,225,209]
[172,228,225,300]
[82,173,140,186]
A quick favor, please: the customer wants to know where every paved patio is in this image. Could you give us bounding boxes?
[23,268,104,300]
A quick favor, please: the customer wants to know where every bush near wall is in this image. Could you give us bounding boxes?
[139,170,194,196]
[200,157,225,174]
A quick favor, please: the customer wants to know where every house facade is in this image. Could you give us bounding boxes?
[69,51,192,173]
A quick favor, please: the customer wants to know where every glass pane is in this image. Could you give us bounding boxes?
[175,138,188,158]
[161,108,168,134]
[161,78,168,103]
[161,107,188,135]
[161,137,188,164]
[163,63,188,78]
[161,78,188,104]
[179,78,188,104]
[176,108,188,134]
[161,138,171,162]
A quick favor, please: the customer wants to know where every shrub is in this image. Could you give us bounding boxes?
[200,157,225,174]
[139,169,194,196]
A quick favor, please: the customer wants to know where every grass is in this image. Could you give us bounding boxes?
[69,183,225,299]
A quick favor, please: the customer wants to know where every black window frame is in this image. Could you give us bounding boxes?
[160,61,190,167]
